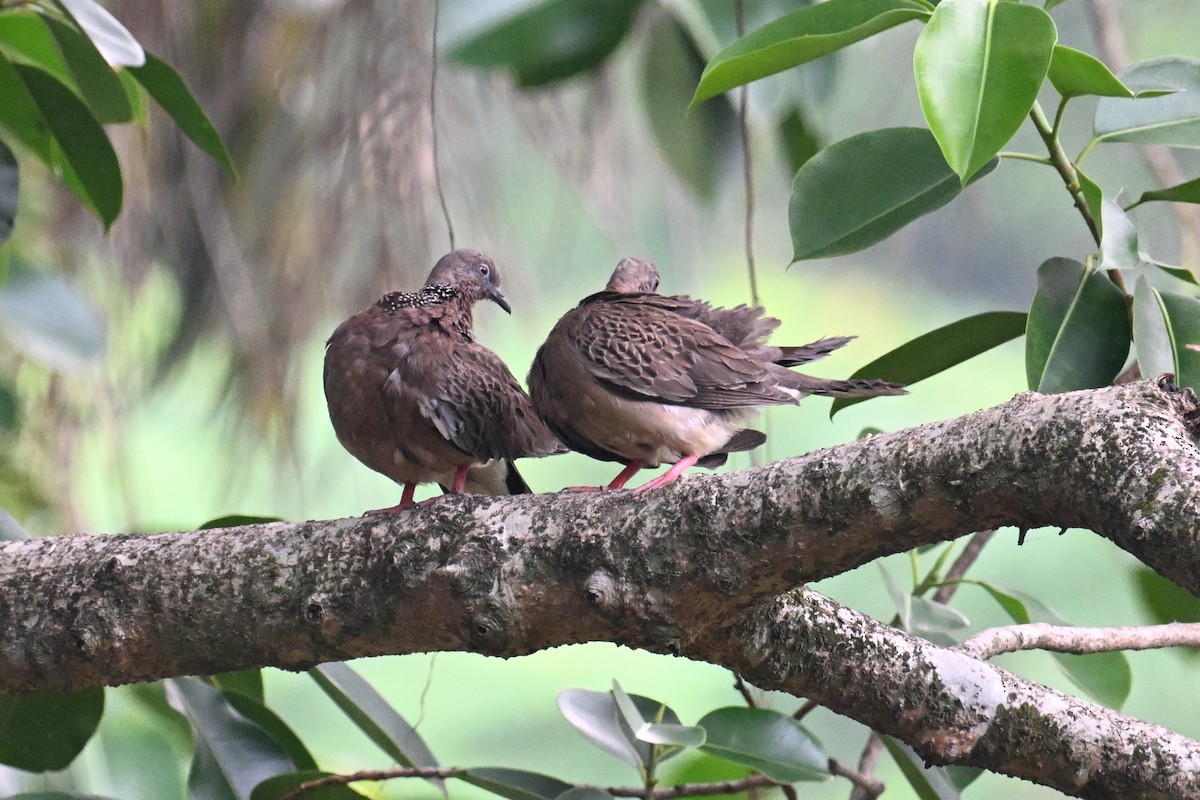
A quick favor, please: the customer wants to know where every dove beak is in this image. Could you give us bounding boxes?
[487,286,512,314]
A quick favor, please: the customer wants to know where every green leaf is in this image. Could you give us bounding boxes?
[1048,45,1131,98]
[211,670,264,703]
[55,0,145,67]
[878,563,912,630]
[44,16,133,123]
[0,138,15,243]
[0,378,18,434]
[831,311,1026,416]
[210,680,318,773]
[697,707,829,783]
[449,0,643,88]
[0,263,106,371]
[610,681,704,749]
[166,677,296,800]
[641,15,736,198]
[790,127,997,260]
[556,789,614,800]
[1132,277,1200,391]
[1076,166,1103,241]
[882,737,960,800]
[460,768,573,800]
[308,663,441,782]
[0,12,77,90]
[12,64,122,227]
[914,0,1057,180]
[1095,57,1200,148]
[198,514,284,530]
[778,106,820,175]
[910,595,970,645]
[1025,257,1130,393]
[1156,264,1200,285]
[251,771,367,800]
[1098,198,1139,271]
[0,687,104,772]
[557,687,689,769]
[129,51,236,176]
[1132,566,1200,626]
[1133,175,1200,207]
[691,0,930,105]
[970,582,1132,708]
[0,53,65,169]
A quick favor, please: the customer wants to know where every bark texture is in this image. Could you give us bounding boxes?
[1,378,1199,798]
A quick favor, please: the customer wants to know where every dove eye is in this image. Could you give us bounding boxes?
[478,263,490,277]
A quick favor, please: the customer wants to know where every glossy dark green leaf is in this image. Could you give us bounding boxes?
[915,0,1057,180]
[166,677,295,800]
[461,768,573,800]
[1133,566,1200,627]
[210,670,264,703]
[1025,257,1129,393]
[557,687,688,769]
[611,680,704,749]
[641,15,736,198]
[1076,167,1103,241]
[130,51,236,176]
[250,771,367,800]
[1156,265,1200,285]
[883,737,960,800]
[970,582,1132,708]
[692,0,931,105]
[449,0,643,88]
[790,127,996,260]
[831,311,1026,416]
[55,0,144,67]
[0,687,104,772]
[198,514,284,530]
[1133,175,1200,207]
[0,138,15,243]
[308,663,441,783]
[1095,57,1200,148]
[0,265,105,371]
[44,17,132,122]
[0,54,57,164]
[1133,278,1200,391]
[1048,45,1131,98]
[0,12,77,89]
[697,707,829,783]
[556,789,614,800]
[12,64,122,227]
[778,106,820,174]
[212,683,317,773]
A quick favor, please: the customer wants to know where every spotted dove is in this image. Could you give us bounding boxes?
[528,257,906,492]
[324,249,561,512]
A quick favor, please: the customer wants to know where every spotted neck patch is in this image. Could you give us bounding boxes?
[376,284,459,312]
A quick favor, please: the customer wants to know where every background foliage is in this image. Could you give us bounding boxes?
[3,0,1200,798]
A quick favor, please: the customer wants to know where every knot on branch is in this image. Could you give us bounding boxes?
[585,571,618,609]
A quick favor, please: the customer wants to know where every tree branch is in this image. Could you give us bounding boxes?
[2,379,1200,797]
[956,621,1200,660]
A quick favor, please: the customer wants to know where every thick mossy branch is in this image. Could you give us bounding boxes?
[1,380,1198,796]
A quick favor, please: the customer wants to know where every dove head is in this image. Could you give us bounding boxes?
[605,257,661,294]
[424,249,511,313]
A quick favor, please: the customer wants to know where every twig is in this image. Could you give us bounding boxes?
[281,767,459,800]
[429,0,455,250]
[792,698,818,721]
[848,734,885,800]
[732,672,759,708]
[1027,102,1104,252]
[931,530,996,604]
[831,757,885,799]
[734,0,759,309]
[955,620,1200,661]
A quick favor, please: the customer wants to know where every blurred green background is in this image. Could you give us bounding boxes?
[2,1,1199,798]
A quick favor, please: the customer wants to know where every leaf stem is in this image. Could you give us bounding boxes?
[998,151,1052,165]
[1028,101,1101,248]
[1050,96,1071,141]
